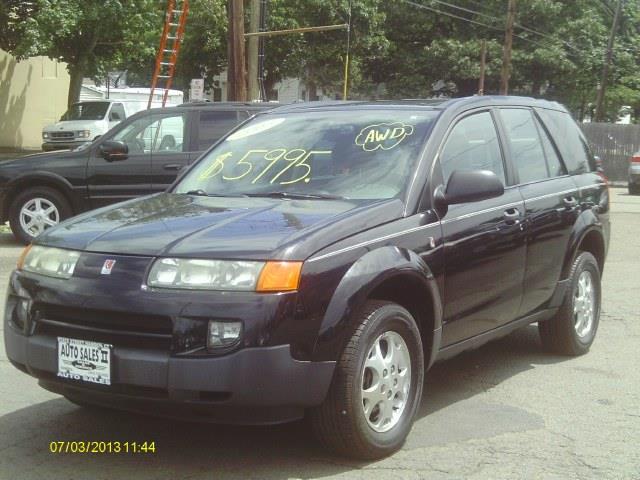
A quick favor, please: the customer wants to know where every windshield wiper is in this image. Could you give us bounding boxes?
[244,191,345,200]
[185,190,248,198]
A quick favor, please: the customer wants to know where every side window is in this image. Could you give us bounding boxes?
[110,113,186,155]
[499,108,548,183]
[440,111,506,185]
[109,103,126,122]
[151,114,186,153]
[196,111,240,150]
[536,109,591,174]
[534,115,565,177]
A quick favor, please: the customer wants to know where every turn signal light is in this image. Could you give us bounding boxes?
[256,261,302,292]
[16,245,32,270]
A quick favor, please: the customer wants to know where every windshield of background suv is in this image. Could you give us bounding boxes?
[175,109,439,200]
[61,102,110,121]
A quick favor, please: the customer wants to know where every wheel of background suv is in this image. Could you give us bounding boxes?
[629,183,640,195]
[539,251,601,356]
[310,300,424,460]
[8,186,72,244]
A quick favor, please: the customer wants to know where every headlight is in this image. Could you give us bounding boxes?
[42,132,49,139]
[147,259,302,292]
[147,258,265,291]
[18,245,80,279]
[77,130,91,138]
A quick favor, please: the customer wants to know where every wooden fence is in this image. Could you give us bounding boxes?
[580,122,640,182]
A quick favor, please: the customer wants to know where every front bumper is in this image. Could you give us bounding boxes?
[5,324,334,424]
[42,140,89,151]
[4,260,335,424]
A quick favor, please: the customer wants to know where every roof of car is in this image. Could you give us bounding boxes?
[266,96,567,114]
[176,101,278,110]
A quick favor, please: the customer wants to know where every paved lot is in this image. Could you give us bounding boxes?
[0,188,638,480]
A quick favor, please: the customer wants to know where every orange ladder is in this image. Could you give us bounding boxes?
[148,0,190,108]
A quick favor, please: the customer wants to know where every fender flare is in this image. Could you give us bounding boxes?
[2,172,79,219]
[312,246,443,366]
[560,209,605,280]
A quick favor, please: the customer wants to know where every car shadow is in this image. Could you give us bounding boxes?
[0,325,571,479]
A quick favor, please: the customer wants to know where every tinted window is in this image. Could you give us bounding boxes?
[197,111,240,150]
[109,103,126,121]
[61,102,109,121]
[111,113,186,154]
[176,110,439,200]
[536,109,591,174]
[440,112,506,185]
[535,114,565,177]
[499,108,548,183]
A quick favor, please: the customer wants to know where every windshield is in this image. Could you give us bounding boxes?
[61,102,109,121]
[175,109,439,200]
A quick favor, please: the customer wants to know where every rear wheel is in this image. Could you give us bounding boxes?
[8,186,72,244]
[539,252,601,355]
[310,301,424,460]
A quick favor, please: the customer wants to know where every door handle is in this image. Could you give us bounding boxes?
[503,208,521,225]
[163,163,183,171]
[564,196,578,208]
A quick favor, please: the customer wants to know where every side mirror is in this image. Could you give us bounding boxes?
[100,140,128,161]
[109,112,121,122]
[435,169,504,206]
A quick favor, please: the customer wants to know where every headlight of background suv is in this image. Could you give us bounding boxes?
[77,130,91,138]
[42,132,49,139]
[147,258,265,291]
[19,246,80,279]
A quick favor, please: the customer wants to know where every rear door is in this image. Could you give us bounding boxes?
[191,110,246,160]
[496,108,580,316]
[149,110,193,193]
[438,109,527,346]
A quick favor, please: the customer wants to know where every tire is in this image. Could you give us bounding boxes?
[310,300,424,460]
[539,252,601,356]
[8,186,72,244]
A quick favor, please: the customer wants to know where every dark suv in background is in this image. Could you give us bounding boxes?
[0,102,275,243]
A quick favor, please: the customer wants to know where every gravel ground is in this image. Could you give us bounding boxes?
[0,188,638,480]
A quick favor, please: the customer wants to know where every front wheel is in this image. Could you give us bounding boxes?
[310,301,424,460]
[539,251,601,355]
[8,186,72,244]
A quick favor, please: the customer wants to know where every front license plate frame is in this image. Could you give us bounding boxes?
[57,337,112,385]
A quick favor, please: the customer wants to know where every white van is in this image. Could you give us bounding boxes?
[42,88,184,151]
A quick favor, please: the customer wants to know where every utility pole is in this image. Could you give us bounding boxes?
[478,39,487,96]
[595,0,623,122]
[247,0,260,101]
[500,0,516,95]
[228,0,247,101]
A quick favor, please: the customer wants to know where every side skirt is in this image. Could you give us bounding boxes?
[434,308,557,363]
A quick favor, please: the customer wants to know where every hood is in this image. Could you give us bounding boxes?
[0,149,79,168]
[43,120,105,132]
[37,193,405,260]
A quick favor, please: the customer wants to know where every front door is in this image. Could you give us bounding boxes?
[87,113,156,208]
[438,110,527,346]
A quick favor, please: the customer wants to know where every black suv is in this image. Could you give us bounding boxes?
[4,97,609,459]
[0,102,275,243]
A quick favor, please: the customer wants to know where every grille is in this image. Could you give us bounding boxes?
[50,131,75,139]
[33,304,173,350]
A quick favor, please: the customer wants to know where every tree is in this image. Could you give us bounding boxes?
[5,0,159,107]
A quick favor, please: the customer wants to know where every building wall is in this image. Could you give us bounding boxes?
[0,49,70,150]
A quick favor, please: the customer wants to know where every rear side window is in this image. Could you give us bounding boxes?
[535,115,565,177]
[499,108,548,183]
[197,111,240,150]
[110,103,126,121]
[440,111,506,185]
[536,109,592,174]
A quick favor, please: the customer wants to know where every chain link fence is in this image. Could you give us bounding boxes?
[581,122,640,182]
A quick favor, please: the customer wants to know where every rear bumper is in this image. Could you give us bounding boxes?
[5,323,335,424]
